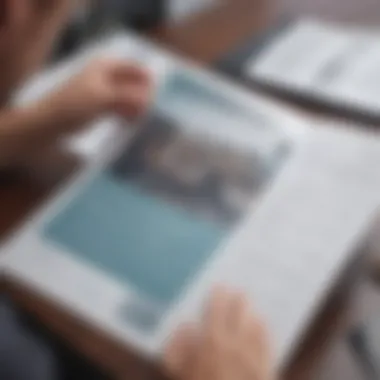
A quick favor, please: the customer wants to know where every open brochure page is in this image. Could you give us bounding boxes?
[42,68,295,331]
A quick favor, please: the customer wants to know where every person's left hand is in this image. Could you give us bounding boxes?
[34,58,153,134]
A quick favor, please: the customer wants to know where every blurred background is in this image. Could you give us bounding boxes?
[53,0,217,59]
[4,1,380,380]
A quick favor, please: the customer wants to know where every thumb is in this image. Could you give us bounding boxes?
[107,60,152,85]
[164,324,198,379]
[112,83,153,119]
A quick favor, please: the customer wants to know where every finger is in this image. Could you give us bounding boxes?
[204,286,232,337]
[227,292,252,338]
[235,316,273,380]
[246,315,271,361]
[109,60,152,85]
[118,86,151,107]
[114,85,153,119]
[163,323,198,378]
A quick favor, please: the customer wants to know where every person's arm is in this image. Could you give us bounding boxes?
[21,0,76,78]
[0,103,74,165]
[0,0,75,106]
[0,58,152,166]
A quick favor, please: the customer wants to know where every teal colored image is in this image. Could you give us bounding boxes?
[156,70,277,132]
[44,173,226,304]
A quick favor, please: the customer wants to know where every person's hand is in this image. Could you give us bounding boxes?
[0,58,152,162]
[40,58,153,132]
[164,288,274,380]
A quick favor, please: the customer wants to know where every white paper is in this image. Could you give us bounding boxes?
[246,19,380,115]
[4,117,380,369]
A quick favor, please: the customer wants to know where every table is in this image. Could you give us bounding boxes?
[2,0,380,379]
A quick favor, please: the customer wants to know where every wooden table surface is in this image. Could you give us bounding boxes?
[2,0,380,379]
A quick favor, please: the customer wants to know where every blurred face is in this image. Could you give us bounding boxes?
[0,0,74,103]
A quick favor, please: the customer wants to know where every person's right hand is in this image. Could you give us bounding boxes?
[164,288,275,380]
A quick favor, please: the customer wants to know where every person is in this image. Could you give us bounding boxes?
[0,0,151,165]
[0,1,274,379]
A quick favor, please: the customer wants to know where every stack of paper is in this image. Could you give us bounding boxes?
[246,19,380,116]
